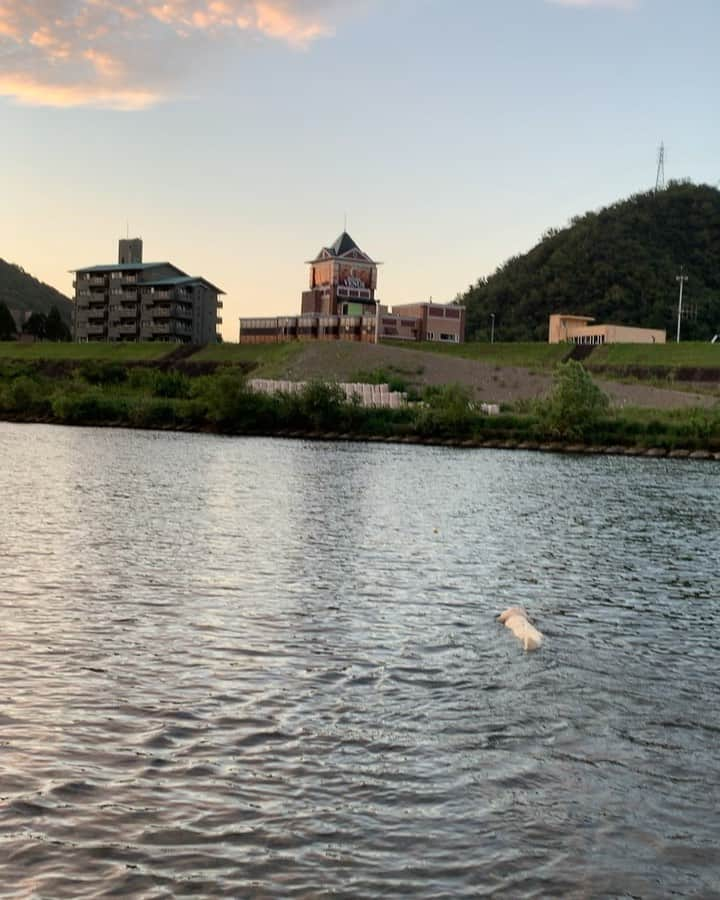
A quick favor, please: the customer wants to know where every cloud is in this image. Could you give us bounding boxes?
[0,0,339,109]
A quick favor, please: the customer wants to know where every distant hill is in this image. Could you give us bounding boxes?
[460,181,720,342]
[0,258,72,325]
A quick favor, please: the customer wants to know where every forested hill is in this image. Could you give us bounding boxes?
[461,181,720,342]
[0,258,72,322]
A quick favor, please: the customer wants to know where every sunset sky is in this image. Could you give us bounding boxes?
[1,0,718,338]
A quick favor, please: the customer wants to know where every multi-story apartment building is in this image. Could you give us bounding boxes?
[72,239,223,343]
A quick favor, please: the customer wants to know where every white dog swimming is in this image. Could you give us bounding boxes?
[498,606,544,652]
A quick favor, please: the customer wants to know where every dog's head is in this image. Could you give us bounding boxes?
[498,605,528,623]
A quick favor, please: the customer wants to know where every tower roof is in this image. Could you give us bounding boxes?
[329,231,360,256]
[309,231,377,264]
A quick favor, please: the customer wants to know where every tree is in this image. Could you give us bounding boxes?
[0,301,17,340]
[23,312,47,339]
[540,360,609,440]
[460,182,720,341]
[45,305,72,341]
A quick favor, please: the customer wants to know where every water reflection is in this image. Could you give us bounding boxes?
[1,422,718,898]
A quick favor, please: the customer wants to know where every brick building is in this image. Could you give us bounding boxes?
[239,231,465,345]
[301,232,379,318]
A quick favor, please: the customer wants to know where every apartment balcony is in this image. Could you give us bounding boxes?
[145,290,173,300]
[115,324,138,336]
[216,317,223,325]
[152,304,193,320]
[88,276,106,286]
[86,325,106,337]
[217,300,223,309]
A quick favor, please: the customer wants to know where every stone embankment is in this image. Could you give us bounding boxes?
[262,430,720,460]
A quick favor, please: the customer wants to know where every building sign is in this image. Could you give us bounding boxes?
[338,264,373,290]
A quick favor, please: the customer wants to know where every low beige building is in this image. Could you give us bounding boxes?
[549,314,666,345]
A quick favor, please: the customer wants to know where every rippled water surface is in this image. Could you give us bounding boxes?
[1,423,719,898]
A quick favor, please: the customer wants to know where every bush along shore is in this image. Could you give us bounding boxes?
[1,358,719,459]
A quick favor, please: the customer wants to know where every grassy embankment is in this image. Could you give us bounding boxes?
[188,341,305,377]
[0,342,173,362]
[584,343,720,396]
[382,340,569,371]
[1,341,719,454]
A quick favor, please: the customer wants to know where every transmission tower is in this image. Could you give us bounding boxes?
[655,142,666,192]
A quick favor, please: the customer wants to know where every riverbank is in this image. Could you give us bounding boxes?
[3,413,719,460]
[2,350,719,456]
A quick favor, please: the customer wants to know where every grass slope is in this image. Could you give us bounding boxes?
[387,340,569,370]
[0,341,174,361]
[189,342,305,376]
[585,342,720,370]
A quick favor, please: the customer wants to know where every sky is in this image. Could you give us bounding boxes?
[1,0,719,338]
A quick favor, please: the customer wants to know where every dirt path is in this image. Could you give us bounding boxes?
[277,342,718,410]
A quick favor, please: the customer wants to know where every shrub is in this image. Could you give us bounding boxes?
[79,361,127,386]
[414,384,476,436]
[192,370,268,430]
[52,389,127,423]
[153,370,191,399]
[127,367,156,391]
[128,397,178,428]
[0,375,53,415]
[298,380,346,430]
[538,360,609,440]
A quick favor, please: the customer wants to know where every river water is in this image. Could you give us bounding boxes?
[1,422,718,899]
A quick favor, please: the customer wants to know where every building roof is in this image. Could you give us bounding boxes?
[329,231,360,255]
[142,275,226,295]
[71,262,224,294]
[72,262,181,273]
[309,231,378,264]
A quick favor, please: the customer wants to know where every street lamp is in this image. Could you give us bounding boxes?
[490,313,495,344]
[676,267,688,343]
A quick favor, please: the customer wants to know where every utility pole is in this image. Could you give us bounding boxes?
[490,313,495,344]
[655,142,665,193]
[676,266,688,343]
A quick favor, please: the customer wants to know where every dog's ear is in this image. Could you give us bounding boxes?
[498,606,526,623]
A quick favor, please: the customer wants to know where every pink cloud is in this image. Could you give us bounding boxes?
[0,0,340,109]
